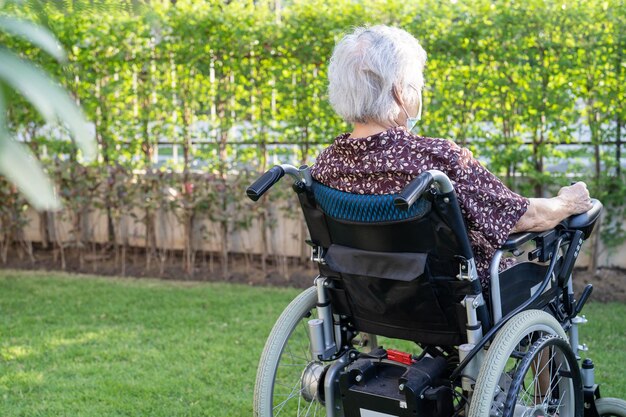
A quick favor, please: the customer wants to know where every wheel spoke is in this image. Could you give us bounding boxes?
[298,321,312,360]
[273,378,304,413]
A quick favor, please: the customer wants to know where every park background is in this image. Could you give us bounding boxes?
[1,0,626,279]
[0,0,625,415]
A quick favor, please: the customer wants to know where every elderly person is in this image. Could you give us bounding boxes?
[310,25,592,292]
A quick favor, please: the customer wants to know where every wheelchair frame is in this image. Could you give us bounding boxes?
[248,163,612,417]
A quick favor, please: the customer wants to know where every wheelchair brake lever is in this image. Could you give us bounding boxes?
[574,284,593,317]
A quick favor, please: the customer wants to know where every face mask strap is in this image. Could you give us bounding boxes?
[400,103,411,119]
[393,84,422,131]
[416,89,422,121]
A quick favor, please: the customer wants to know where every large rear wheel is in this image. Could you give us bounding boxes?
[253,286,327,417]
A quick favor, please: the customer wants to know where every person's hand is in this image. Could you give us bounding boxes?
[557,182,593,215]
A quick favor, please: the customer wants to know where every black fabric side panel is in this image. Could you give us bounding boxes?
[325,244,427,281]
[498,262,549,316]
[326,287,352,316]
[435,192,474,260]
[297,190,331,248]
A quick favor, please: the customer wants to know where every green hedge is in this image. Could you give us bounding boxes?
[1,0,625,271]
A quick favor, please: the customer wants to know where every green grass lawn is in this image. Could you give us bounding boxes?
[0,270,624,416]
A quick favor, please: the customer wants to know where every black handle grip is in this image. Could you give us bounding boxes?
[393,171,434,211]
[246,166,285,201]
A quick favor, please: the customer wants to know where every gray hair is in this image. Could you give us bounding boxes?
[328,25,427,126]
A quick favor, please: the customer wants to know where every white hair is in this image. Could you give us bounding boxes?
[328,25,427,126]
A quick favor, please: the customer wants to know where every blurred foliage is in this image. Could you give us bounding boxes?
[0,0,625,273]
[0,1,95,210]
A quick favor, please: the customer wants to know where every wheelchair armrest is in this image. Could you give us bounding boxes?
[500,200,602,252]
[500,232,540,251]
[560,198,603,239]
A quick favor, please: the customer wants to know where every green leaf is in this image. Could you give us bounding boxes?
[0,16,66,62]
[0,48,96,161]
[0,133,61,211]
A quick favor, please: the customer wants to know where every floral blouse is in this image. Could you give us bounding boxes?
[310,127,529,290]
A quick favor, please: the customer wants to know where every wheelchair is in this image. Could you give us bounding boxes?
[247,163,626,417]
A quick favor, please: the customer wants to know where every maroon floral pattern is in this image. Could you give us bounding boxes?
[311,127,529,290]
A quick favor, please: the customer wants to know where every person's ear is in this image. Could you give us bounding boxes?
[392,85,405,107]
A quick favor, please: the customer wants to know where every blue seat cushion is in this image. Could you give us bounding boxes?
[311,181,430,223]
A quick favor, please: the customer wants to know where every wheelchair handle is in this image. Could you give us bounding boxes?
[246,164,304,201]
[246,165,285,201]
[394,170,454,211]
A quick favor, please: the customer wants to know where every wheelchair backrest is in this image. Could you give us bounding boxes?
[295,180,486,346]
[310,182,464,276]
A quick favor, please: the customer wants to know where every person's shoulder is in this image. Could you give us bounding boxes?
[419,135,458,148]
[311,132,351,172]
[331,132,354,144]
[402,132,463,154]
[316,132,351,154]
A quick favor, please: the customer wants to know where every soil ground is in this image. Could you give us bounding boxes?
[2,245,625,303]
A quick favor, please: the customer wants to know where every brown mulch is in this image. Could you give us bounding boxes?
[571,267,626,303]
[2,246,625,303]
[1,245,318,287]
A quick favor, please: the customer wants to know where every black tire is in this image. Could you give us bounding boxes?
[504,334,582,417]
[596,398,626,417]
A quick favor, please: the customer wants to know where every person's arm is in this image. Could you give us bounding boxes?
[511,182,593,233]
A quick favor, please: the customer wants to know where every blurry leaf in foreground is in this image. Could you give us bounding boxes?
[0,48,96,161]
[0,15,66,61]
[0,133,61,211]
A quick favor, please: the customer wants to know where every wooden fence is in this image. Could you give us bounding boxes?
[17,201,626,271]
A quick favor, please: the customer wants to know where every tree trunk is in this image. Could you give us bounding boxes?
[616,117,622,177]
[532,135,544,197]
[586,99,601,272]
[220,216,229,279]
[75,212,84,269]
[52,214,66,270]
[181,97,195,276]
[39,212,50,249]
[259,141,268,273]
[145,207,155,271]
[587,220,601,275]
[218,121,229,278]
[1,232,9,264]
